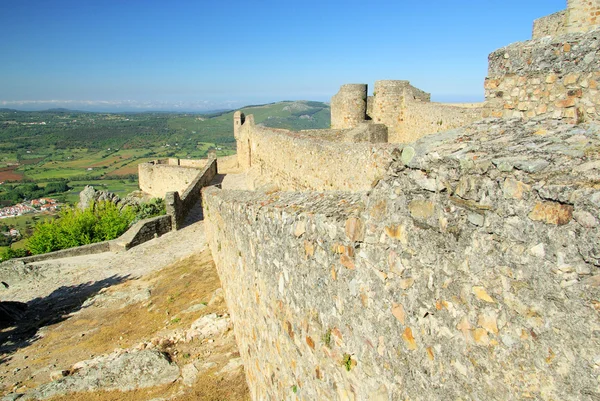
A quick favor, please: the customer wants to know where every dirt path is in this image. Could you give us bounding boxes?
[0,200,249,400]
[1,220,207,305]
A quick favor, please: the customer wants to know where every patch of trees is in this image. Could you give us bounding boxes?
[24,198,165,256]
[0,181,70,203]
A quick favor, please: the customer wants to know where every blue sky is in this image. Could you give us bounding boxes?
[0,0,565,111]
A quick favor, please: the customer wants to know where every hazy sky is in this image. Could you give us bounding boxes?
[0,0,565,111]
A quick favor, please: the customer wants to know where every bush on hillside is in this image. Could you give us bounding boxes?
[27,201,136,255]
[131,197,165,223]
[0,247,30,261]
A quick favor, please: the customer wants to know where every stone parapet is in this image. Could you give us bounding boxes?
[392,102,483,143]
[111,215,172,251]
[204,118,600,400]
[233,116,398,191]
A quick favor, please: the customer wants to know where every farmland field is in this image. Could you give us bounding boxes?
[0,100,329,205]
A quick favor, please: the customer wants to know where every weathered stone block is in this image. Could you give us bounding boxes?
[528,201,574,225]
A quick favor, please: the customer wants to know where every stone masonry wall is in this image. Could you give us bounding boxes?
[166,158,217,230]
[484,28,600,122]
[331,84,368,129]
[533,10,567,39]
[533,0,600,39]
[235,117,397,191]
[567,0,600,33]
[138,161,206,198]
[392,102,483,143]
[331,80,482,144]
[204,118,600,400]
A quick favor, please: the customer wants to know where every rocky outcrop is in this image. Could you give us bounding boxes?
[20,350,180,400]
[78,186,149,211]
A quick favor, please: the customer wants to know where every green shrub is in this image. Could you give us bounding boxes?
[131,198,165,222]
[27,201,136,255]
[0,247,30,261]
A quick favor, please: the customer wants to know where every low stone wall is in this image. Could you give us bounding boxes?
[392,102,483,143]
[17,241,112,264]
[204,118,600,400]
[166,158,217,230]
[533,10,567,38]
[13,214,173,264]
[216,154,239,173]
[484,28,600,122]
[110,215,172,251]
[179,159,207,168]
[235,119,397,191]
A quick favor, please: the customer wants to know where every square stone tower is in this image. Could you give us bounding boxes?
[566,0,600,33]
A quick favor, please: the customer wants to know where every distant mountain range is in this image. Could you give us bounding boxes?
[0,101,331,131]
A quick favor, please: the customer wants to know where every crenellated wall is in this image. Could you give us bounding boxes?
[204,118,600,400]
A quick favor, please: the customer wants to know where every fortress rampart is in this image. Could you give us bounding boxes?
[484,28,600,122]
[203,2,600,399]
[165,158,217,230]
[331,80,483,143]
[234,114,396,191]
[205,118,600,399]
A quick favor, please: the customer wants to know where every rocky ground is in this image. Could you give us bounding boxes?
[0,181,250,400]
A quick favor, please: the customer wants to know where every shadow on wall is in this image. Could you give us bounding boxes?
[0,274,131,364]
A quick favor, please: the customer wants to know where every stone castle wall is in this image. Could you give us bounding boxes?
[392,102,483,143]
[567,0,600,33]
[166,158,217,230]
[483,28,600,122]
[203,3,600,399]
[331,80,483,143]
[532,0,599,39]
[138,158,208,198]
[234,116,397,191]
[204,118,600,400]
[533,10,567,39]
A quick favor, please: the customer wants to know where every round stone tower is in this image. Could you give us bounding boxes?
[330,84,368,129]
